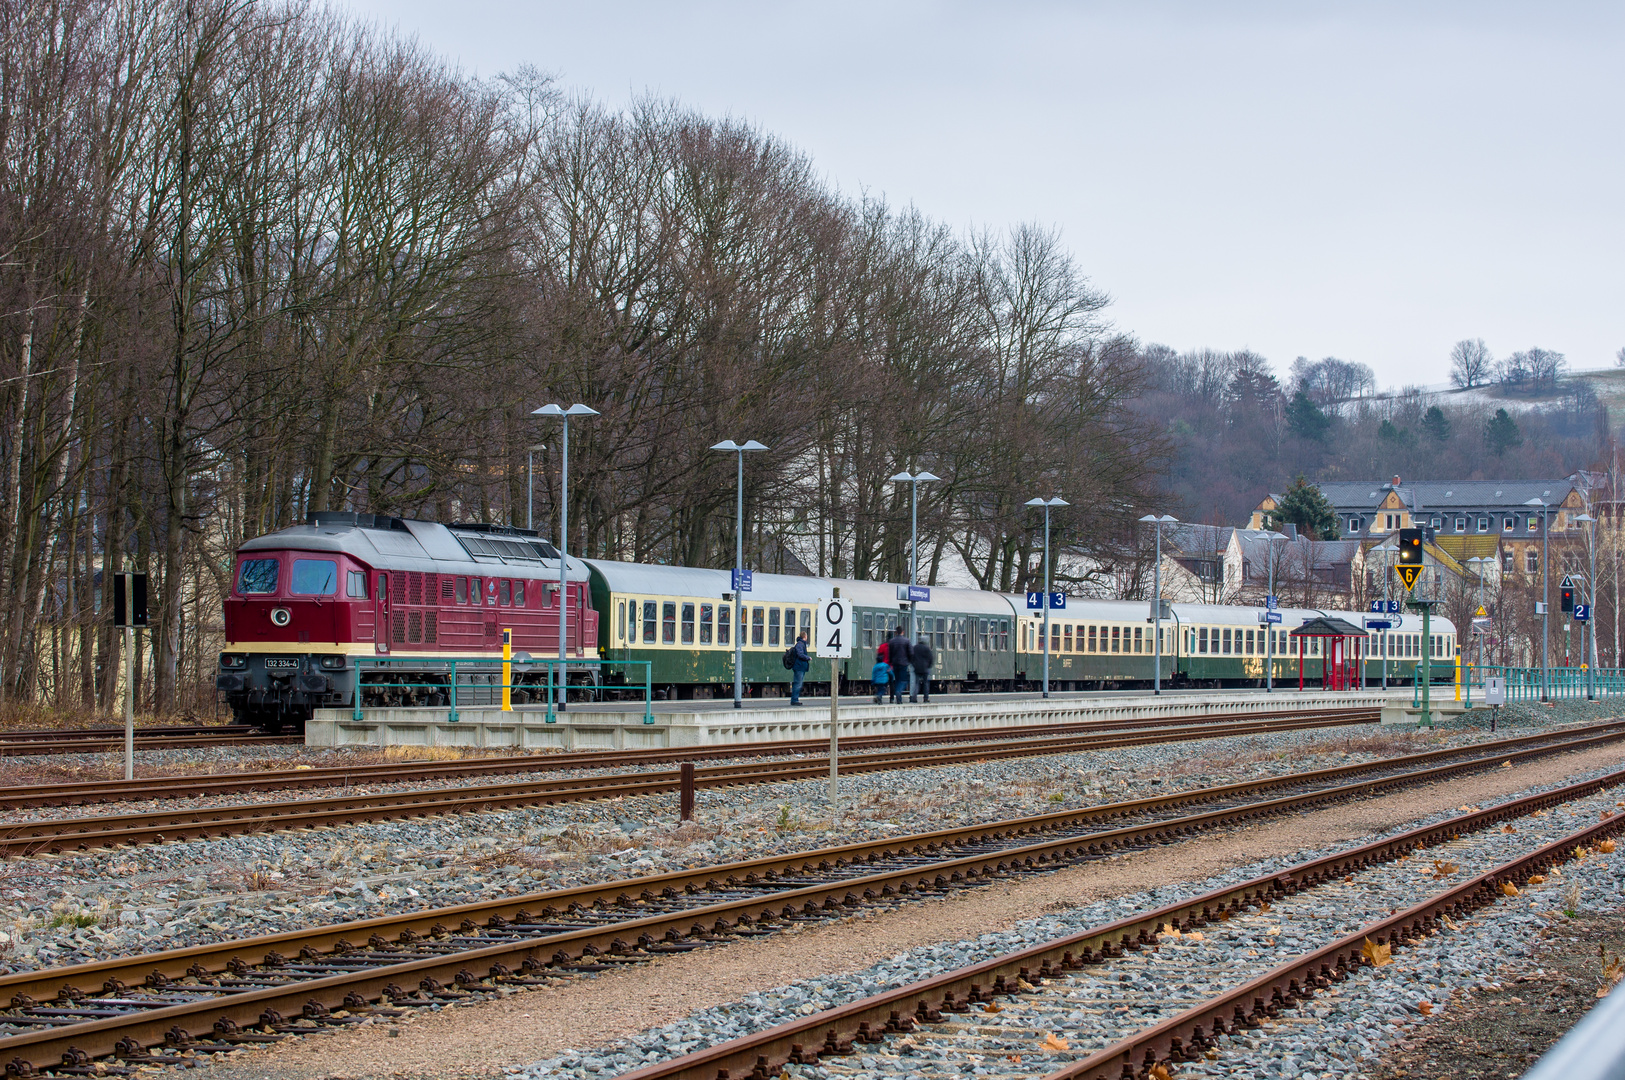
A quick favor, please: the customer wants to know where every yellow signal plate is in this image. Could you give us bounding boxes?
[1475,605,1488,618]
[1396,564,1423,591]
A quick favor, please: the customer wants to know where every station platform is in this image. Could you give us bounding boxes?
[307,688,1406,750]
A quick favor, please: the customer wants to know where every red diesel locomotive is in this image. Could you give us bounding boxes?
[216,512,597,730]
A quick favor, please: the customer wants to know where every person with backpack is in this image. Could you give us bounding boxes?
[910,633,936,703]
[870,651,891,704]
[785,630,811,705]
[885,627,913,704]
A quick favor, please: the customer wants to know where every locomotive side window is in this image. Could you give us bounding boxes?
[499,580,511,606]
[718,605,730,645]
[346,571,367,598]
[456,577,468,604]
[290,559,338,595]
[237,558,279,595]
[700,604,713,644]
[662,602,677,644]
[514,581,525,607]
[643,601,657,643]
[681,603,695,644]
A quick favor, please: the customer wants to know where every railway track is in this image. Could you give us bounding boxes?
[0,711,1380,852]
[0,725,300,757]
[614,764,1625,1080]
[0,720,1619,1075]
[0,706,1383,808]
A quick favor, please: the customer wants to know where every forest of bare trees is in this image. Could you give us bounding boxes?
[0,0,1168,715]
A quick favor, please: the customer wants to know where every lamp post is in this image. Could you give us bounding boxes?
[532,404,599,712]
[526,443,547,531]
[891,470,940,702]
[1577,512,1598,699]
[1138,514,1177,694]
[711,440,770,709]
[1467,555,1492,681]
[1025,497,1069,699]
[1525,497,1551,702]
[1263,531,1289,692]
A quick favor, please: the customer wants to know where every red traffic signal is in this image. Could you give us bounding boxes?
[1561,585,1574,613]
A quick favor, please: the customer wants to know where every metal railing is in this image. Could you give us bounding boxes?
[350,657,655,724]
[1450,664,1625,706]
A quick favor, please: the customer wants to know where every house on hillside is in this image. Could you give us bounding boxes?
[1155,523,1233,603]
[1248,476,1590,578]
[1224,529,1361,608]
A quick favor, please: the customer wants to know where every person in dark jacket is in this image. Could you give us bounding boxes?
[886,628,913,704]
[910,636,936,703]
[789,631,811,705]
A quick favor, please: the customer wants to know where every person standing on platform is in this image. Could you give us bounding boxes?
[910,634,936,703]
[886,627,913,704]
[789,630,810,705]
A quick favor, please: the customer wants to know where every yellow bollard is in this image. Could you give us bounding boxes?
[1454,649,1461,703]
[502,628,513,711]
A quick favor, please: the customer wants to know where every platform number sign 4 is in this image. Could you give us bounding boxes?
[816,598,852,659]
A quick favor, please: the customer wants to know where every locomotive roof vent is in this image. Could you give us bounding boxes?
[450,522,540,538]
[308,511,407,531]
[452,531,562,563]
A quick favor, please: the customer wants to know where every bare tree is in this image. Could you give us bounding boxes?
[1448,338,1493,389]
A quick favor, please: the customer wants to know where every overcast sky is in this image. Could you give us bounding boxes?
[341,1,1622,388]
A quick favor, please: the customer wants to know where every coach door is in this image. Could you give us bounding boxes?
[375,572,390,654]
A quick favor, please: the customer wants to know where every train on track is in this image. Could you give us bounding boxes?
[217,512,1457,731]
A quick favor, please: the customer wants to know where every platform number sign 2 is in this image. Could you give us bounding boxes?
[816,597,852,659]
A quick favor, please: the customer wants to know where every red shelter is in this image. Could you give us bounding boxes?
[1291,616,1368,691]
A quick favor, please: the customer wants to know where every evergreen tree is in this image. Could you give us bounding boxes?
[1265,476,1341,540]
[1421,405,1451,443]
[1485,408,1523,456]
[1285,389,1331,442]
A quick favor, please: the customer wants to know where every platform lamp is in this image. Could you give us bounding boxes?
[1575,512,1597,700]
[526,443,546,531]
[711,440,770,709]
[1025,497,1069,699]
[1137,514,1177,694]
[1524,496,1551,702]
[891,470,940,702]
[532,403,599,711]
[1466,556,1493,679]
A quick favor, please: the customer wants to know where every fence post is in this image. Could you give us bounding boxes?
[353,661,365,721]
[643,661,654,724]
[679,762,695,822]
[448,661,459,723]
[546,661,556,724]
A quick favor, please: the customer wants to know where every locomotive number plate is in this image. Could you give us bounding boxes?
[263,658,299,671]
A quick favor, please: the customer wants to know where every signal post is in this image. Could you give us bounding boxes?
[1396,529,1434,727]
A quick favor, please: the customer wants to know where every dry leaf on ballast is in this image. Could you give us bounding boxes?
[1501,761,1513,769]
[1528,874,1547,885]
[1502,882,1521,897]
[982,1002,1002,1014]
[1417,1001,1434,1016]
[1149,1065,1174,1080]
[1040,1033,1070,1053]
[1503,824,1517,833]
[1362,938,1393,967]
[1432,859,1460,878]
[1600,839,1617,854]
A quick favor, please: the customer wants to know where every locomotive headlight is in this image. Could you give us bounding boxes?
[270,608,292,627]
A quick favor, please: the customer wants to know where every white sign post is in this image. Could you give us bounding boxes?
[816,594,852,808]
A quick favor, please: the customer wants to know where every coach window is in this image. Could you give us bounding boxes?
[718,605,731,646]
[346,571,367,598]
[642,601,657,644]
[862,612,874,648]
[680,603,695,644]
[499,580,511,606]
[752,606,765,646]
[699,604,713,644]
[767,608,781,647]
[1133,627,1143,653]
[1050,624,1060,651]
[937,617,948,649]
[617,601,627,642]
[1063,625,1073,652]
[661,602,677,644]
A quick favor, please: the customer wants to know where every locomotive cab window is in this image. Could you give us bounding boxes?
[346,570,367,598]
[237,558,280,595]
[290,559,338,595]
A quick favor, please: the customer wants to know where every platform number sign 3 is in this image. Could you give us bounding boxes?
[816,597,852,659]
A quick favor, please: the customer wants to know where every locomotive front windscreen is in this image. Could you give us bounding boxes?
[290,558,338,595]
[237,558,279,594]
